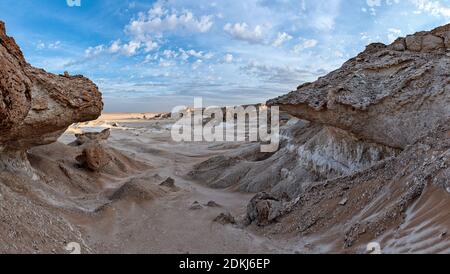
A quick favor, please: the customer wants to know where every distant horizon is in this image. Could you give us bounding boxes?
[1,0,450,112]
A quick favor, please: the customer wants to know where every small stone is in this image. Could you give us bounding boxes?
[76,143,112,172]
[280,168,290,179]
[160,177,175,188]
[339,198,348,206]
[205,201,221,207]
[189,201,203,210]
[213,212,236,225]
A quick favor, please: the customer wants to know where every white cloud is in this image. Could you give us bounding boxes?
[307,1,341,31]
[223,53,233,63]
[48,41,61,49]
[387,28,402,43]
[224,22,267,44]
[36,40,61,50]
[242,60,327,84]
[192,59,203,70]
[117,2,213,57]
[162,49,178,59]
[366,0,382,7]
[108,40,121,53]
[187,49,204,58]
[85,45,105,57]
[178,48,214,60]
[105,39,156,56]
[410,0,450,17]
[293,39,318,53]
[126,3,214,40]
[122,41,141,56]
[272,32,293,47]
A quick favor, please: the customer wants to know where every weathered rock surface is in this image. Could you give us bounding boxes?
[190,119,398,194]
[245,192,291,226]
[263,120,450,252]
[268,24,450,149]
[214,212,236,225]
[0,21,103,155]
[72,129,113,172]
[76,143,112,172]
[250,24,450,253]
[72,128,110,146]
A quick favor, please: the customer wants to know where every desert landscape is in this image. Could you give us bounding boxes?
[0,16,449,255]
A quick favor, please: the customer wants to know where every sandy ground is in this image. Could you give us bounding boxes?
[60,113,294,254]
[51,113,450,254]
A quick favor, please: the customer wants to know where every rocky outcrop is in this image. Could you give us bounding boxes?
[268,24,450,149]
[71,129,112,172]
[245,192,291,226]
[0,21,103,159]
[72,128,110,146]
[189,119,398,194]
[253,24,450,253]
[262,120,450,252]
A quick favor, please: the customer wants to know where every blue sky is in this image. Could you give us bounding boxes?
[1,0,449,112]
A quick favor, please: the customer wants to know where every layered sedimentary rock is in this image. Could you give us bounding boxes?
[259,121,450,252]
[189,120,398,194]
[0,21,103,159]
[268,24,450,149]
[249,24,450,252]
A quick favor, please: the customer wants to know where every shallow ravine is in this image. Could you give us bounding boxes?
[61,116,296,254]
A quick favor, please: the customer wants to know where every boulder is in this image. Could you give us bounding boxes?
[159,177,176,188]
[389,38,406,51]
[405,34,422,51]
[444,31,450,48]
[213,212,236,225]
[0,21,102,169]
[76,143,112,172]
[72,129,110,146]
[421,34,444,52]
[246,192,290,226]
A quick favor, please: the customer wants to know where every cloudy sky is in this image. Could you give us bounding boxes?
[1,0,449,111]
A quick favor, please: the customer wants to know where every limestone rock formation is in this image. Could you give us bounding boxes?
[0,21,103,162]
[268,24,450,149]
[76,143,112,172]
[72,128,111,146]
[256,24,450,252]
[71,129,113,172]
[189,119,398,194]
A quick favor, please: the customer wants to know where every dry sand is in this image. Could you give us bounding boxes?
[60,113,294,254]
[12,112,444,254]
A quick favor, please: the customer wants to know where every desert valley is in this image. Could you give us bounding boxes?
[0,17,450,255]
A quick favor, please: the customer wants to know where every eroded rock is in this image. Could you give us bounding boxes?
[268,24,450,149]
[76,142,112,172]
[72,129,110,146]
[0,21,102,171]
[214,212,236,225]
[246,192,291,226]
